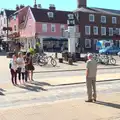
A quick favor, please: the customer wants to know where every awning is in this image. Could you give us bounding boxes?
[2,38,12,42]
[43,37,68,41]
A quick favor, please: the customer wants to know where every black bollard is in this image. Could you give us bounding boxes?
[55,52,58,59]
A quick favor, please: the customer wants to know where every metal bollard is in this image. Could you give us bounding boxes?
[55,52,58,59]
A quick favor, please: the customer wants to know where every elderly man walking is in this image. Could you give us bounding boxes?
[86,53,97,102]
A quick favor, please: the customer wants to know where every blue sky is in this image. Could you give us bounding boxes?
[0,0,120,11]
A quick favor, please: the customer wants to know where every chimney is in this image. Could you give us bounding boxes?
[16,5,20,10]
[20,5,25,9]
[34,0,37,8]
[37,4,42,9]
[77,0,86,8]
[49,4,56,10]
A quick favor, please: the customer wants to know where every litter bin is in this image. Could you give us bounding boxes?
[62,51,68,61]
[59,58,63,63]
[68,58,73,65]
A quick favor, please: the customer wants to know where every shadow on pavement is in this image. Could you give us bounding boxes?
[95,101,120,109]
[62,62,78,66]
[0,91,5,96]
[0,88,6,92]
[17,83,47,92]
[40,64,60,68]
[30,81,51,86]
[0,88,6,96]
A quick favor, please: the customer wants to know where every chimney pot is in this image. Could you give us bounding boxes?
[77,0,86,8]
[16,5,20,10]
[34,4,37,8]
[38,4,42,9]
[49,4,56,10]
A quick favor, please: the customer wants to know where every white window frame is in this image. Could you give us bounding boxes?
[101,27,106,36]
[60,24,65,30]
[93,26,98,35]
[94,39,98,50]
[47,12,54,18]
[85,39,91,48]
[101,16,106,23]
[112,17,117,24]
[42,24,47,32]
[68,14,74,19]
[119,40,120,48]
[109,28,113,36]
[60,24,65,36]
[51,24,56,32]
[118,28,120,35]
[89,14,95,22]
[85,26,91,35]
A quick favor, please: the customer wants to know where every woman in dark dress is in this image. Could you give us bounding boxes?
[25,52,35,82]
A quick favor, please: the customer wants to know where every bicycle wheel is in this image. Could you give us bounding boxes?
[103,57,109,65]
[110,58,116,65]
[51,59,57,67]
[37,57,47,66]
[43,56,48,63]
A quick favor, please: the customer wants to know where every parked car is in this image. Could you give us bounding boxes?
[99,46,120,54]
[118,51,120,57]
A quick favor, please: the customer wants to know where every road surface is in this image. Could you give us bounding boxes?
[0,80,119,108]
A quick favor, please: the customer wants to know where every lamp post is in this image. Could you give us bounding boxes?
[67,14,76,53]
[113,28,119,47]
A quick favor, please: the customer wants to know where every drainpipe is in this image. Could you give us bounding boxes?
[7,17,8,42]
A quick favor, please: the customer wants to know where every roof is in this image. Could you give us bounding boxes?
[74,7,97,13]
[30,8,78,24]
[4,9,16,17]
[74,7,120,16]
[92,7,120,14]
[92,7,120,16]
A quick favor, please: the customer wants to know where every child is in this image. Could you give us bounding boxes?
[17,52,25,84]
[9,54,17,85]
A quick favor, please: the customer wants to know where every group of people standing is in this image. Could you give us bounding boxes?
[9,52,35,85]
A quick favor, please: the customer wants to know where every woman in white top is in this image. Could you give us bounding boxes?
[9,54,17,85]
[17,52,25,84]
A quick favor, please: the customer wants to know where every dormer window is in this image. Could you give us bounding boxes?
[47,12,54,18]
[68,14,74,19]
[13,15,16,20]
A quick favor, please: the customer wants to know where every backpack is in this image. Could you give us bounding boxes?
[9,60,12,69]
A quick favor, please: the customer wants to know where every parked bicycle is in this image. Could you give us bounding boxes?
[43,54,57,67]
[33,53,57,67]
[103,55,116,65]
[93,54,116,65]
[32,53,47,66]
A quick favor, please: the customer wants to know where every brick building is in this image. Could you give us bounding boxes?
[75,0,120,52]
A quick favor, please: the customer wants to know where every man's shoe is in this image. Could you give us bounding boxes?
[85,99,93,102]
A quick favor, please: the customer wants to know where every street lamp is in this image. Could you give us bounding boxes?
[113,28,120,47]
[67,14,76,53]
